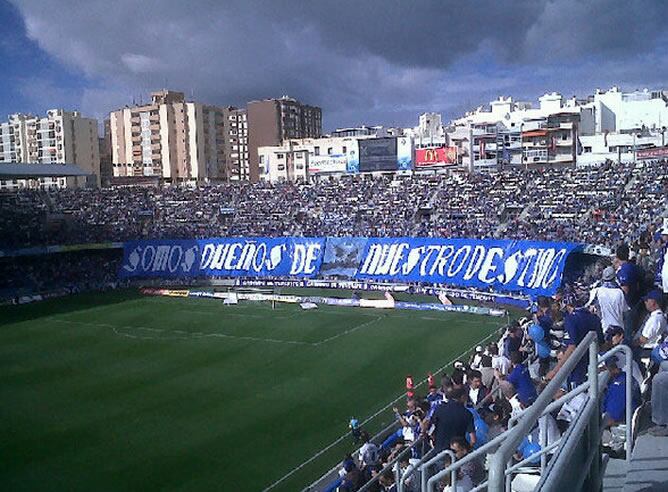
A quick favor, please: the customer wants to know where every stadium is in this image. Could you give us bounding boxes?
[1,159,667,492]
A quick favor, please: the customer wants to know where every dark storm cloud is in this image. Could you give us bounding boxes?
[7,0,668,129]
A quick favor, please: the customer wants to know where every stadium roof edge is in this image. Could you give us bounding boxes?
[0,163,89,179]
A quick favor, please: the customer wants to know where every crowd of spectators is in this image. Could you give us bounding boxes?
[331,240,668,492]
[0,251,123,302]
[1,160,665,251]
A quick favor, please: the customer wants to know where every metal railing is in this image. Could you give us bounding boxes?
[486,331,600,491]
[423,336,635,491]
[358,437,427,492]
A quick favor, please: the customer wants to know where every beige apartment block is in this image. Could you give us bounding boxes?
[109,90,245,182]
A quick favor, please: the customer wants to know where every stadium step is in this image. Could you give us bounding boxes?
[602,457,627,492]
[619,429,668,492]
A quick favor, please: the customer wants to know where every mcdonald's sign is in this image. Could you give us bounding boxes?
[415,146,458,167]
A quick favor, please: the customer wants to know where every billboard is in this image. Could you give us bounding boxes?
[637,146,668,160]
[346,139,360,173]
[397,137,413,170]
[415,146,458,167]
[358,138,398,172]
[308,154,348,174]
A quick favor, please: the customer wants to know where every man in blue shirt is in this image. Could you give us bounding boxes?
[506,351,537,407]
[615,244,643,341]
[546,293,603,386]
[602,357,639,428]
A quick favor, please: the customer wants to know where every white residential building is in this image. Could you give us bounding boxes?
[259,135,375,182]
[0,109,100,189]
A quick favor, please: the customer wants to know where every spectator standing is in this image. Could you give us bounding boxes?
[479,354,495,389]
[506,351,538,407]
[656,218,668,306]
[450,436,485,486]
[465,370,489,407]
[527,323,552,377]
[615,244,642,340]
[587,266,629,331]
[358,430,380,470]
[546,294,603,386]
[503,325,523,360]
[425,387,476,452]
[490,343,511,377]
[634,290,667,348]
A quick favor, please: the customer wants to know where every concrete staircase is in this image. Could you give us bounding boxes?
[603,428,668,492]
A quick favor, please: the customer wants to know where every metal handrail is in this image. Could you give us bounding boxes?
[486,331,599,492]
[397,447,437,492]
[418,449,457,492]
[534,378,608,492]
[423,339,634,491]
[358,436,426,492]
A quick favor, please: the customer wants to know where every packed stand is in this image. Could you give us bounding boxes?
[1,161,666,252]
[0,250,124,303]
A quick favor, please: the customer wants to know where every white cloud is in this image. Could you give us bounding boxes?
[121,53,164,74]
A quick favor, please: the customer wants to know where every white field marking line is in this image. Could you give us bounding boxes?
[312,316,383,346]
[262,324,504,492]
[180,308,309,321]
[48,317,315,346]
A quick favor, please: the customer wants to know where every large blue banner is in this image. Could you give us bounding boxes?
[120,237,326,278]
[354,238,578,296]
[120,237,579,296]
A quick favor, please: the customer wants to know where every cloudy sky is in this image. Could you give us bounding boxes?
[2,0,667,131]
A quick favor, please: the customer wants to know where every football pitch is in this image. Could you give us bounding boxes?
[0,289,504,491]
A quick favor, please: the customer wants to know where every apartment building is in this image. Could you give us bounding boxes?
[109,90,242,182]
[223,108,249,180]
[0,109,100,189]
[247,96,322,182]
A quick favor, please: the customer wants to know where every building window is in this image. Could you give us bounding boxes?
[277,153,284,159]
[584,146,592,153]
[327,147,333,155]
[314,146,320,156]
[342,146,347,153]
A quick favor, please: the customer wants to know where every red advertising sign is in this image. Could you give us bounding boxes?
[637,146,668,160]
[415,146,458,167]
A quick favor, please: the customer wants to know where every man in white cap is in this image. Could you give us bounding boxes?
[469,345,485,370]
[587,266,629,331]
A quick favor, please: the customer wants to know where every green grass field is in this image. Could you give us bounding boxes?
[0,289,504,491]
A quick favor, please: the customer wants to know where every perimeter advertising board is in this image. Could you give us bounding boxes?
[637,146,668,160]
